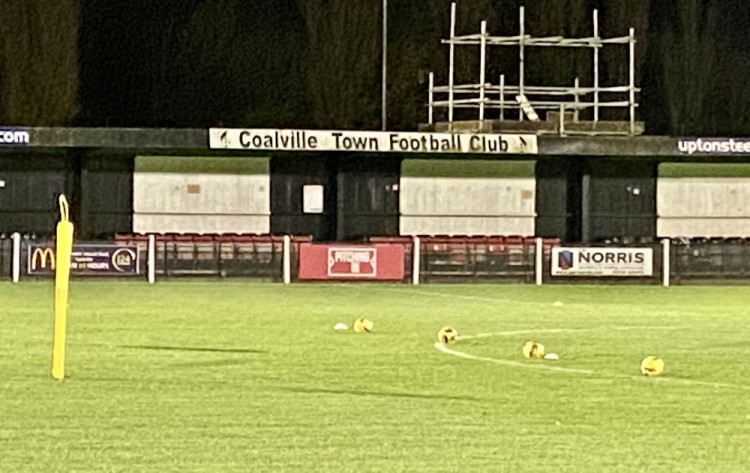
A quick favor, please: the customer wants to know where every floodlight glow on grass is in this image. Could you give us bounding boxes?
[51,195,73,381]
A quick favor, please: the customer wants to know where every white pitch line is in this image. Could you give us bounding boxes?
[378,287,513,304]
[609,325,682,331]
[456,328,586,341]
[456,325,684,342]
[434,342,594,374]
[629,375,750,391]
[437,327,750,390]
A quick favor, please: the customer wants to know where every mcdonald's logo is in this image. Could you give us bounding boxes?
[31,247,56,271]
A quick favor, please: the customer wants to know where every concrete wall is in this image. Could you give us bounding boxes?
[658,164,750,237]
[133,156,270,234]
[399,160,536,236]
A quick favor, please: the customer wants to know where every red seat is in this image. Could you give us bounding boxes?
[231,234,256,243]
[114,233,132,243]
[428,243,449,252]
[505,235,523,245]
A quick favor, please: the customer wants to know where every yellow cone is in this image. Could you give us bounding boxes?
[640,356,665,376]
[522,341,546,359]
[353,318,374,333]
[437,326,458,344]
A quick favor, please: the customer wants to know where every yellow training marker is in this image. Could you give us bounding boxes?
[51,195,74,381]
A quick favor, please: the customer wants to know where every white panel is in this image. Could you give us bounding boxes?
[657,219,750,238]
[400,216,535,236]
[400,177,536,216]
[399,176,535,235]
[133,172,270,234]
[133,214,270,234]
[134,173,270,214]
[658,178,750,217]
[303,185,324,214]
[658,177,750,237]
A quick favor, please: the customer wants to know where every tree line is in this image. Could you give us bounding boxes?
[0,0,748,135]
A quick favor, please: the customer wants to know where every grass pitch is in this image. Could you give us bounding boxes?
[1,281,749,473]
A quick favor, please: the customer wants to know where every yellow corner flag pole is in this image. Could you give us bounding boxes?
[51,195,74,381]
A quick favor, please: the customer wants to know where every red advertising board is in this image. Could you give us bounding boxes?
[298,243,405,281]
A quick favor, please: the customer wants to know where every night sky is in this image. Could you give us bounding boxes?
[2,0,750,135]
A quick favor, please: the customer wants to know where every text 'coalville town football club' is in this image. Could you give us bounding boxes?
[209,128,538,154]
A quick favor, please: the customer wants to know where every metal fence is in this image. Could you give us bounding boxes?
[670,238,750,282]
[4,234,750,284]
[0,235,11,279]
[416,236,550,283]
[113,234,310,281]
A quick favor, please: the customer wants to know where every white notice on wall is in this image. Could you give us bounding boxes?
[303,185,324,214]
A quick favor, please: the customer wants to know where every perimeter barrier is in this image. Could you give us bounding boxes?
[3,233,750,285]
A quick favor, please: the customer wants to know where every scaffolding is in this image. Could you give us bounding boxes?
[426,3,643,136]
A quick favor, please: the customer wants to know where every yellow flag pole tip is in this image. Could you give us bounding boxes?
[58,195,70,222]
